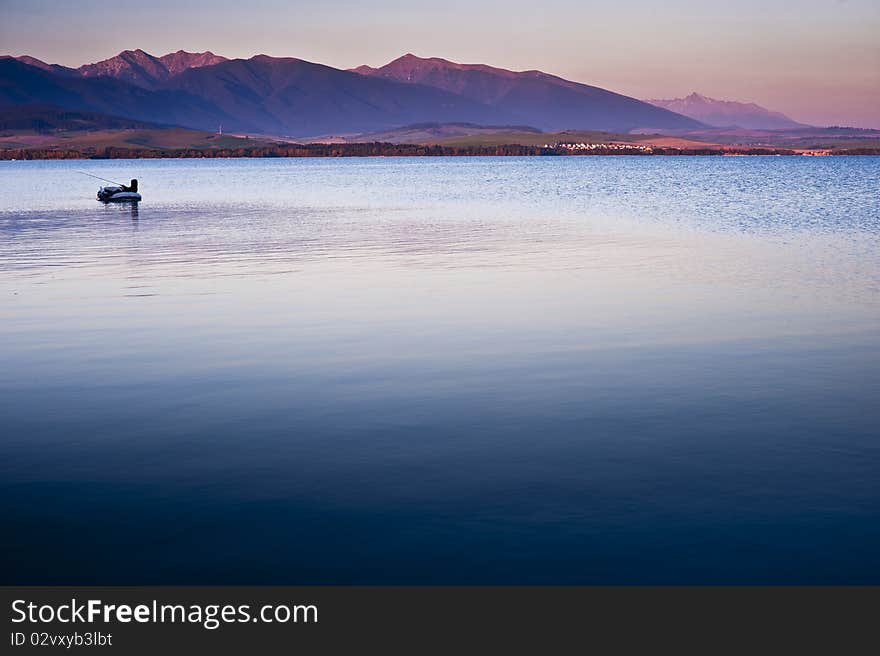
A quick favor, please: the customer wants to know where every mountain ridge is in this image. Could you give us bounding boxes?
[77,49,228,88]
[0,57,234,130]
[646,92,809,130]
[157,55,514,135]
[10,50,825,136]
[354,53,703,132]
[1,55,514,136]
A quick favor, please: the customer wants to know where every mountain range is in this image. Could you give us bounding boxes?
[352,54,700,133]
[3,50,705,136]
[0,57,230,130]
[2,49,814,138]
[645,92,809,130]
[14,50,229,88]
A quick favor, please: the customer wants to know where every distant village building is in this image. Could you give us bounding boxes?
[544,142,653,153]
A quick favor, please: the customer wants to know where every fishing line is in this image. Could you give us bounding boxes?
[77,171,124,186]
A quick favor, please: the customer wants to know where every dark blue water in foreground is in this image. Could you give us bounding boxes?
[1,157,878,583]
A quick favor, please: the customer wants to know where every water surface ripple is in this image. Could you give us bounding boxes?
[1,157,878,583]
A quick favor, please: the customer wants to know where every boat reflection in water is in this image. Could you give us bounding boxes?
[100,199,139,223]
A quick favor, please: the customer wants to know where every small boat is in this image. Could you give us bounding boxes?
[97,186,141,202]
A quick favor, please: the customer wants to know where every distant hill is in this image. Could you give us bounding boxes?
[354,54,704,132]
[631,124,880,149]
[645,93,809,130]
[335,122,543,144]
[427,130,721,150]
[0,124,270,152]
[0,104,164,131]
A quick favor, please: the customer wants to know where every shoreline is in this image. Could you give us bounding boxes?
[3,143,878,160]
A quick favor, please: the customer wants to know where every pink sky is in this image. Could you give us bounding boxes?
[2,0,878,127]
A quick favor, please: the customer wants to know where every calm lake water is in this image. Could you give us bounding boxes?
[1,156,878,584]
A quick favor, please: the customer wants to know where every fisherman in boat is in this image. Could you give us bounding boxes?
[96,178,141,202]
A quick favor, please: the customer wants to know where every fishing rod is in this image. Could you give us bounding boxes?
[77,171,125,186]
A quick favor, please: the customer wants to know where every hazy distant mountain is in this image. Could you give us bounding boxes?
[354,54,704,132]
[645,93,809,130]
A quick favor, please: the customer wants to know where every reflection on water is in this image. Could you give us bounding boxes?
[96,200,140,225]
[0,157,878,584]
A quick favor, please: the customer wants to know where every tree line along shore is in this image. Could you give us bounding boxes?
[2,143,878,160]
